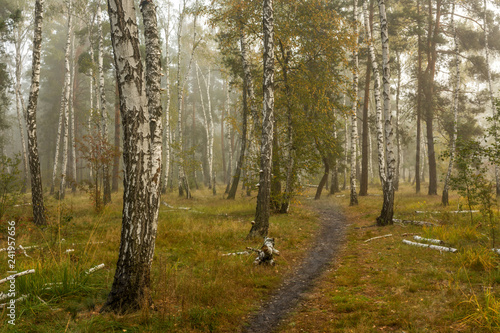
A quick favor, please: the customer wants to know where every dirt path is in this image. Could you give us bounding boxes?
[242,199,347,333]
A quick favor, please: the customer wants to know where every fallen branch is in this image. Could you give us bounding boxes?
[221,251,250,256]
[85,263,105,275]
[415,211,441,214]
[393,219,437,227]
[364,234,392,243]
[18,245,32,258]
[402,240,457,253]
[449,210,479,214]
[0,244,39,253]
[247,237,280,266]
[413,235,444,245]
[0,269,35,284]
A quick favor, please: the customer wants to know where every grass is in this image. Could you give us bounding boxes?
[278,183,500,332]
[2,182,500,332]
[0,186,320,332]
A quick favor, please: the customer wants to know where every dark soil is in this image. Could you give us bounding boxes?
[242,199,347,333]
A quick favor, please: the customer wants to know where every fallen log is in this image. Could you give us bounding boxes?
[85,263,105,275]
[247,237,280,266]
[393,219,437,227]
[402,240,457,253]
[413,235,444,245]
[364,234,392,243]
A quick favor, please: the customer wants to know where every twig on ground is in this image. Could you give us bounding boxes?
[85,263,105,275]
[364,234,392,243]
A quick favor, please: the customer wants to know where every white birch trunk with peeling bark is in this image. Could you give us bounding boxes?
[97,0,111,204]
[350,0,359,206]
[483,0,500,196]
[102,0,161,313]
[363,0,386,186]
[26,0,46,225]
[51,89,65,195]
[442,2,460,206]
[248,0,274,238]
[70,32,77,192]
[60,0,73,200]
[376,0,396,226]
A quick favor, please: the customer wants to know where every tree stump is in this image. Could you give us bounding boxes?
[247,237,280,266]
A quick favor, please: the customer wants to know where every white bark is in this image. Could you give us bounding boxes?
[350,0,359,206]
[162,5,171,193]
[402,240,457,253]
[97,0,110,203]
[413,235,443,245]
[70,31,77,191]
[195,64,212,188]
[363,0,386,185]
[59,0,73,200]
[0,270,35,285]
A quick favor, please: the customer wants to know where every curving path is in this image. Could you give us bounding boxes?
[242,199,347,333]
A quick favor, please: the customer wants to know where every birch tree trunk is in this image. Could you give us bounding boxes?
[14,21,29,192]
[394,51,401,191]
[376,0,396,226]
[195,64,212,188]
[59,0,73,200]
[26,0,46,226]
[101,0,161,313]
[415,0,422,194]
[483,0,500,196]
[51,90,64,195]
[161,8,171,194]
[248,0,274,239]
[70,33,77,193]
[363,0,386,186]
[442,2,460,206]
[97,0,111,204]
[349,0,359,206]
[112,82,120,192]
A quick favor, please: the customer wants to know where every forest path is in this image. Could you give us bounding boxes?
[242,198,347,333]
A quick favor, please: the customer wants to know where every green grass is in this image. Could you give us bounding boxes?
[0,186,320,332]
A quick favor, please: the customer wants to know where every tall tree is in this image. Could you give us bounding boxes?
[26,0,46,226]
[97,0,111,204]
[101,0,162,313]
[376,0,396,226]
[248,0,274,239]
[349,0,359,206]
[442,2,460,206]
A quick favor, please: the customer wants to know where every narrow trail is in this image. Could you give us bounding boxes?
[242,199,347,333]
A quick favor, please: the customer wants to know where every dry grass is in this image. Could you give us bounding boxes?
[278,184,500,332]
[0,186,320,332]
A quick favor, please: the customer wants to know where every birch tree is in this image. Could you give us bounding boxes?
[442,2,460,206]
[376,0,396,226]
[349,0,359,206]
[363,0,386,188]
[26,0,46,225]
[161,4,171,194]
[101,0,162,313]
[97,0,111,204]
[59,0,73,200]
[248,0,274,239]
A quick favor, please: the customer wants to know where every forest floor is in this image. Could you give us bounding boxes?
[243,200,347,333]
[1,184,499,332]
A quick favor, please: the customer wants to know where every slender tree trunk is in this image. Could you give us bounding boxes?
[248,0,274,239]
[97,1,111,204]
[415,0,422,194]
[51,90,65,195]
[59,0,73,200]
[70,35,77,193]
[343,115,347,191]
[221,80,227,185]
[14,23,29,192]
[442,1,460,206]
[101,0,161,313]
[376,0,396,226]
[315,157,329,200]
[161,10,171,194]
[112,82,120,192]
[196,64,212,188]
[330,115,339,195]
[271,119,281,210]
[363,0,386,187]
[26,0,46,226]
[350,0,359,206]
[394,51,402,191]
[359,57,371,196]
